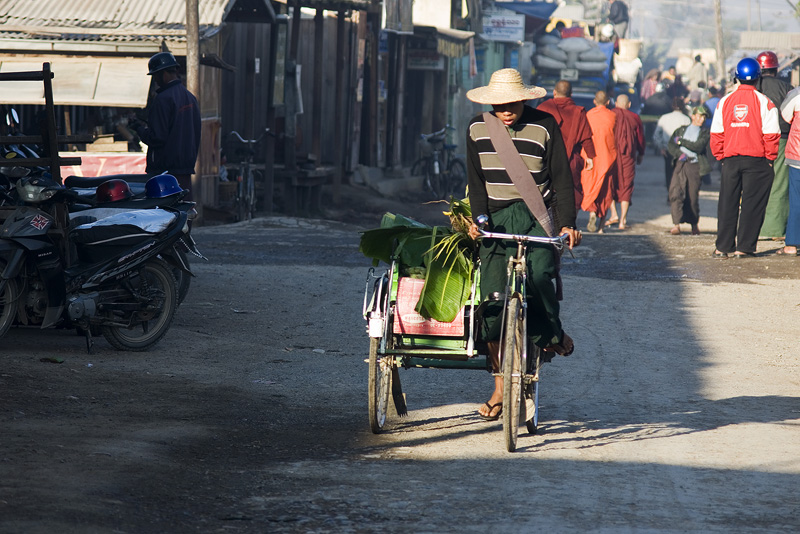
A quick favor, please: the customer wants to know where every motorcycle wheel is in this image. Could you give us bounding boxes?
[0,262,17,339]
[101,259,178,351]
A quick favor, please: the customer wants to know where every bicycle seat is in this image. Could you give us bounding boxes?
[444,143,458,150]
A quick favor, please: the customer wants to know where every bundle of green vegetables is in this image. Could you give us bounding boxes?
[359,197,476,323]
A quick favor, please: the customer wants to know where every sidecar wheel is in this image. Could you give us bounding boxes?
[101,259,177,351]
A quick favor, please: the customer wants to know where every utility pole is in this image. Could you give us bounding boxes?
[186,0,200,98]
[714,0,726,84]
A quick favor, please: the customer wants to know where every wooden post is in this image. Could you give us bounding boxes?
[333,8,346,202]
[714,0,725,84]
[312,8,324,166]
[393,35,406,168]
[263,17,284,215]
[41,63,60,183]
[367,10,380,166]
[283,0,302,214]
[185,0,200,98]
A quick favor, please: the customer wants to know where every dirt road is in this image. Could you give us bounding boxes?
[2,154,799,533]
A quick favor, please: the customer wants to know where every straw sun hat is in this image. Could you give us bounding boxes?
[466,68,546,105]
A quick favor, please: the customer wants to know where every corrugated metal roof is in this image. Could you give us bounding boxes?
[740,31,800,52]
[0,0,268,41]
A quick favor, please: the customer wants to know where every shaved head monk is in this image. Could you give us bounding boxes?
[580,90,617,232]
[537,80,596,209]
[606,93,645,229]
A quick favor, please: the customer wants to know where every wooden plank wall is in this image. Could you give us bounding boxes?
[220,15,359,172]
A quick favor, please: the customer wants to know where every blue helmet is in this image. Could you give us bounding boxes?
[145,173,183,198]
[735,57,760,81]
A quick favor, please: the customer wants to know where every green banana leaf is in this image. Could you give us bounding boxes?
[359,210,475,322]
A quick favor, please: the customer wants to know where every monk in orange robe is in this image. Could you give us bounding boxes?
[537,80,596,209]
[580,91,617,232]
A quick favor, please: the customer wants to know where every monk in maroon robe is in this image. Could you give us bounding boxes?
[607,94,645,230]
[537,80,596,209]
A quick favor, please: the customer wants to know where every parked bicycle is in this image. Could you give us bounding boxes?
[411,125,467,200]
[227,129,269,222]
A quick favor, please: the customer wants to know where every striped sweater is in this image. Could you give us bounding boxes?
[466,105,576,228]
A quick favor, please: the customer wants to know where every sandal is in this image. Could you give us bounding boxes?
[733,251,756,259]
[604,217,620,227]
[544,332,574,357]
[711,250,728,259]
[775,248,799,256]
[479,401,503,421]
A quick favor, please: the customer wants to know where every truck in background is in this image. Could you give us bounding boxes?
[530,23,643,110]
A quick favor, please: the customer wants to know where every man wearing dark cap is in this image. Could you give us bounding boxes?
[132,52,202,200]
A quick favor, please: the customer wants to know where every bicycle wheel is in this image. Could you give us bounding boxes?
[236,170,245,222]
[368,337,393,433]
[410,157,426,177]
[431,159,447,200]
[502,295,524,452]
[447,158,467,199]
[525,343,542,435]
[246,169,257,220]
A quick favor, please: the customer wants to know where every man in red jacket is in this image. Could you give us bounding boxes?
[710,58,780,258]
[537,80,596,209]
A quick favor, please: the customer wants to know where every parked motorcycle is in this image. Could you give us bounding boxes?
[0,172,200,351]
[65,174,201,304]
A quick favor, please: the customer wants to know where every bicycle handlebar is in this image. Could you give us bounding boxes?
[420,125,455,142]
[229,128,272,145]
[476,214,569,248]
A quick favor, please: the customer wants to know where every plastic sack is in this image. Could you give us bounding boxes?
[535,55,568,70]
[541,44,568,62]
[536,34,560,46]
[557,37,593,53]
[575,61,609,73]
[614,57,643,84]
[580,47,608,62]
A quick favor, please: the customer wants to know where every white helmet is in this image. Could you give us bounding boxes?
[601,24,615,38]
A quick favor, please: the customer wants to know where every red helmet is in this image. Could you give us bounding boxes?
[96,179,133,203]
[757,51,779,70]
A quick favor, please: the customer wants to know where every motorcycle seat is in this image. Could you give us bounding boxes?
[64,174,151,189]
[71,209,176,264]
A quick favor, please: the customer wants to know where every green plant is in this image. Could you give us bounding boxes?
[359,197,476,322]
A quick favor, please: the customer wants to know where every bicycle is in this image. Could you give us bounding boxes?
[476,214,570,451]
[411,126,467,200]
[228,129,269,222]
